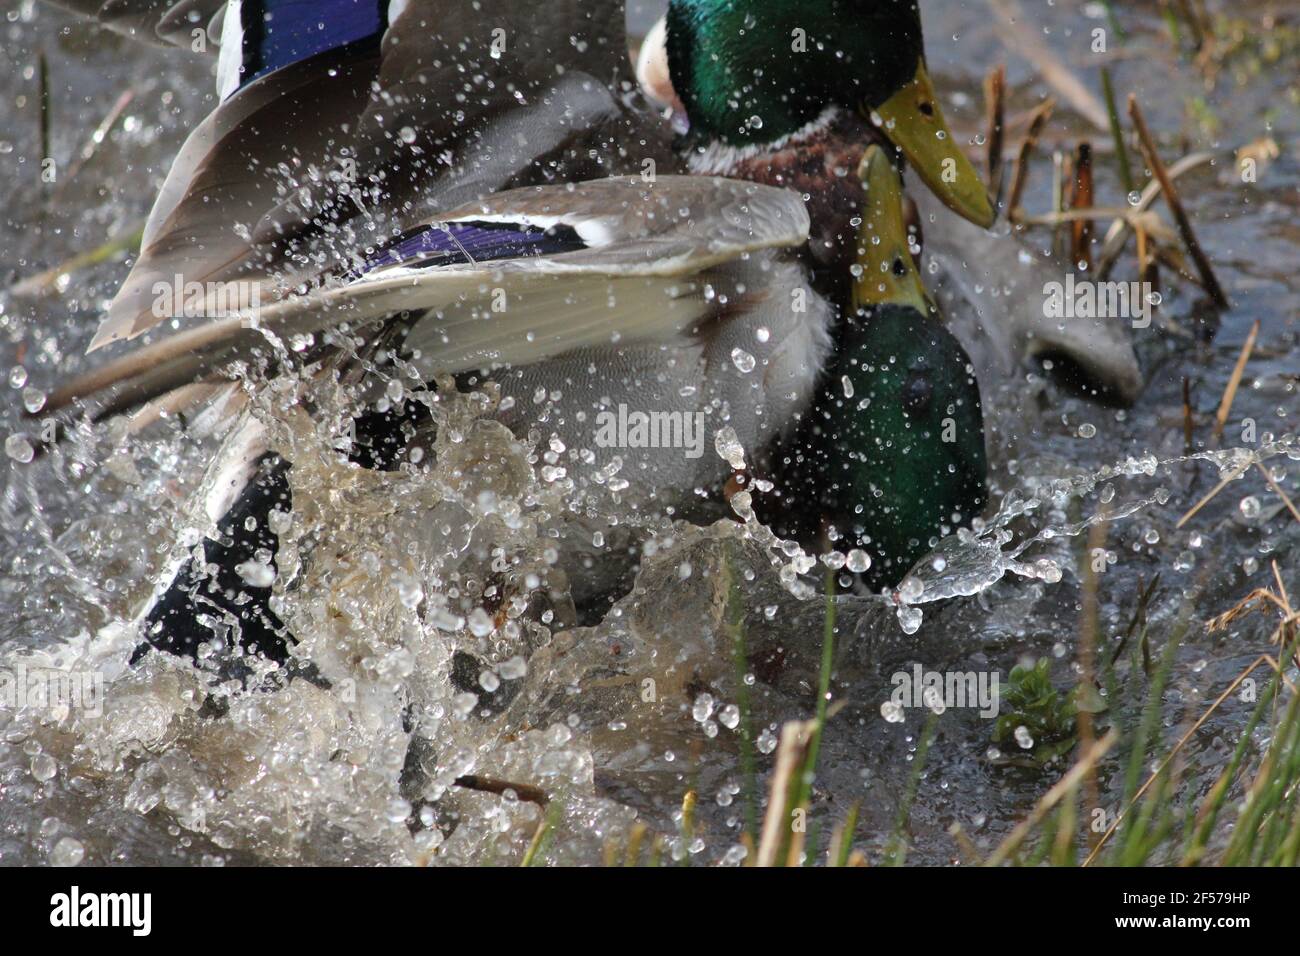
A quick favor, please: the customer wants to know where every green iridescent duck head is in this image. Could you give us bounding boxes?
[782,146,988,586]
[665,0,994,227]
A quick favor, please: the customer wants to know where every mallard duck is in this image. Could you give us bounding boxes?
[635,1,1141,398]
[659,0,995,254]
[35,0,1005,667]
[633,0,1143,579]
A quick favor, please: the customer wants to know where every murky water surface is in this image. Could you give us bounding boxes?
[0,1,1297,865]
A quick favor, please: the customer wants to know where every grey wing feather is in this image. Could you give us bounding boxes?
[92,54,381,350]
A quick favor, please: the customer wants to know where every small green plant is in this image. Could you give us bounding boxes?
[993,658,1102,766]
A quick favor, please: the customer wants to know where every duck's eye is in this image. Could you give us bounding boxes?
[918,101,935,117]
[892,257,908,277]
[902,370,933,414]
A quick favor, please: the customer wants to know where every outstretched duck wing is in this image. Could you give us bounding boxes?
[41,176,809,422]
[47,1,671,352]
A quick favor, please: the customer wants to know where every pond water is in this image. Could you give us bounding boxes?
[0,0,1296,865]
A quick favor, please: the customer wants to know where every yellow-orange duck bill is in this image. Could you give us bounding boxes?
[870,61,996,230]
[852,145,930,315]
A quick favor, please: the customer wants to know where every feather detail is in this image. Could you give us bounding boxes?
[44,177,809,424]
[89,49,381,351]
[76,0,675,354]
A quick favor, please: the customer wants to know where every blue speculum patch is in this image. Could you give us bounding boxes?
[363,221,588,273]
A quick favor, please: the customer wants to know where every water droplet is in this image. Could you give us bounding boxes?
[730,347,756,373]
[1239,496,1262,520]
[714,427,747,470]
[846,549,872,573]
[1014,725,1034,749]
[234,560,275,588]
[692,693,715,723]
[468,608,494,637]
[880,700,906,723]
[720,844,748,865]
[8,365,27,388]
[30,753,57,781]
[5,434,34,463]
[50,836,84,867]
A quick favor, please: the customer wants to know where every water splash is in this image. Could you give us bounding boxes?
[1,346,1295,865]
[886,436,1299,628]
